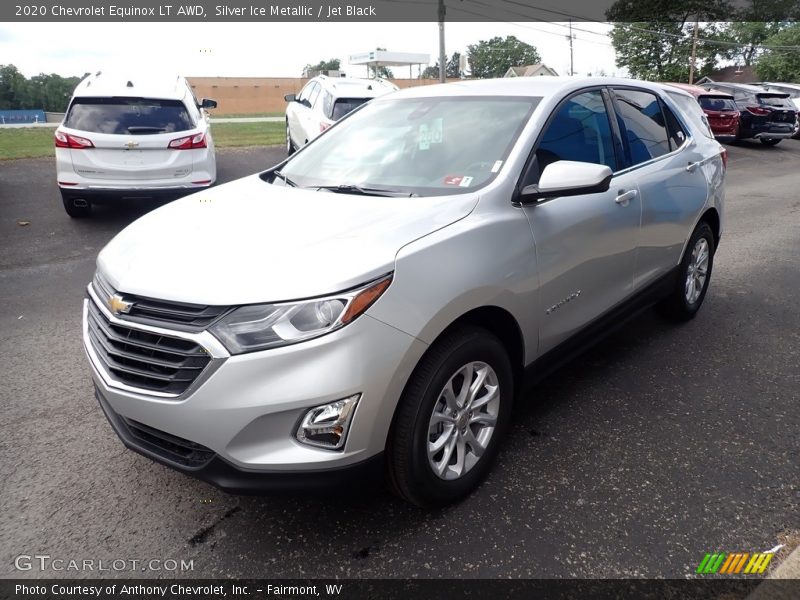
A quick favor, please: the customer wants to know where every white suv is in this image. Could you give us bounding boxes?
[56,72,217,218]
[284,75,398,155]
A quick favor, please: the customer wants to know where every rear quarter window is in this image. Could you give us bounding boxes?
[64,97,194,135]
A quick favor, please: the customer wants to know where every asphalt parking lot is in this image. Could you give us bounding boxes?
[0,140,798,579]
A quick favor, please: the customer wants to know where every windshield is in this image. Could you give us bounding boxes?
[279,95,540,196]
[64,97,194,135]
[699,96,737,112]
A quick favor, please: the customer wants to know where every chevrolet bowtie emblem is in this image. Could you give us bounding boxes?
[124,140,139,149]
[108,294,133,315]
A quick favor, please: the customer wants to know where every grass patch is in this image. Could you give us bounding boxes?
[0,127,58,160]
[0,122,285,160]
[211,112,283,118]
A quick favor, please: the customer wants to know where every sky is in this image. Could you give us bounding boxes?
[0,21,622,80]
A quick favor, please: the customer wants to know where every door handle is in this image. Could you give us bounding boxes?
[615,189,637,205]
[686,160,702,172]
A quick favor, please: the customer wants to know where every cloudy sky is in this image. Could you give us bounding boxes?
[0,21,621,79]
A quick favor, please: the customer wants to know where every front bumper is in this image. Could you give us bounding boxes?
[95,386,384,492]
[83,292,427,482]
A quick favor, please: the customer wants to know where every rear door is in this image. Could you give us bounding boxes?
[757,93,796,133]
[610,87,709,287]
[62,96,198,181]
[521,88,642,353]
[698,95,739,135]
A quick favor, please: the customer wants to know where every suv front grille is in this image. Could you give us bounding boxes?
[87,300,211,395]
[92,272,229,330]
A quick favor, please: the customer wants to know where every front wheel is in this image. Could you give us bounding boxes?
[760,137,781,146]
[658,222,715,321]
[386,325,513,507]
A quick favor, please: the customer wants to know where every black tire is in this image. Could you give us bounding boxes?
[286,121,295,156]
[760,138,781,146]
[386,325,514,507]
[791,116,800,140]
[61,193,92,218]
[658,221,715,321]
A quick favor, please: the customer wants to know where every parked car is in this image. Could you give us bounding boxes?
[56,72,217,218]
[751,82,800,139]
[84,77,725,507]
[699,81,796,145]
[284,75,398,155]
[663,83,740,141]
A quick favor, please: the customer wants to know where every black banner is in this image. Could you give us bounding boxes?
[3,579,798,600]
[2,0,799,23]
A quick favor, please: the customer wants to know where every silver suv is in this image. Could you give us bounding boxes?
[84,77,725,507]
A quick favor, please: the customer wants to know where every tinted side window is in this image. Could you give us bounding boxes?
[297,82,314,103]
[613,89,671,165]
[662,103,687,149]
[536,90,618,175]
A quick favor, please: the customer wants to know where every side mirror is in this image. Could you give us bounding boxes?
[200,98,217,110]
[520,161,613,202]
[284,93,296,102]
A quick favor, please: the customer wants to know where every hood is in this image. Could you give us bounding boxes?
[97,174,478,305]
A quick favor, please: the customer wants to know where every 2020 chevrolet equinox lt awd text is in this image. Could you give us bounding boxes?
[83,78,725,507]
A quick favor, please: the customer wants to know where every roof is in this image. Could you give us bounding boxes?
[72,72,188,100]
[315,75,398,98]
[387,76,673,100]
[696,65,757,84]
[504,64,558,77]
[662,82,733,98]
[701,81,791,96]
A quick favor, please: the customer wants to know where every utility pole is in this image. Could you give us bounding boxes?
[567,20,576,76]
[689,17,699,84]
[438,0,446,83]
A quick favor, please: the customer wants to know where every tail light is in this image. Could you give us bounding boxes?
[745,106,771,116]
[168,132,207,149]
[319,122,331,133]
[55,130,94,149]
[720,147,728,170]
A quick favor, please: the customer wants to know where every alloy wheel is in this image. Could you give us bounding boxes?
[685,238,709,304]
[427,361,500,480]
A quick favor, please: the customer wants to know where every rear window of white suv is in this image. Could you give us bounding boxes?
[64,97,194,135]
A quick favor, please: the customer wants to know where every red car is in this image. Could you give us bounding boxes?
[664,83,740,141]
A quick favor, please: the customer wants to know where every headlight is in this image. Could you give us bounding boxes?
[210,274,392,354]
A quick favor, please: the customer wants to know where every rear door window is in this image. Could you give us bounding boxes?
[64,97,194,135]
[665,91,714,139]
[612,88,671,165]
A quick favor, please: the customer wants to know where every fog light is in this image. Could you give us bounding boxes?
[296,394,360,450]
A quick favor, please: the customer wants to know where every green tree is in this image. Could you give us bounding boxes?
[421,52,463,79]
[0,64,29,109]
[467,36,541,79]
[754,23,800,81]
[302,58,341,77]
[607,0,730,81]
[718,22,789,66]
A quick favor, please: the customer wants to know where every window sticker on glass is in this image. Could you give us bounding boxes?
[459,176,473,187]
[418,117,443,150]
[491,160,503,173]
[443,175,464,185]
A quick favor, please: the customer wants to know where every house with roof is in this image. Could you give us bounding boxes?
[695,65,757,85]
[503,64,559,78]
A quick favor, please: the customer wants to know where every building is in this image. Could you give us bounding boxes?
[695,65,757,85]
[503,64,559,78]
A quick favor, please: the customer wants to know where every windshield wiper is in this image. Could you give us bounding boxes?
[315,184,417,198]
[273,170,298,187]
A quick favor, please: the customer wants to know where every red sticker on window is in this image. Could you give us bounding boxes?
[443,175,463,185]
